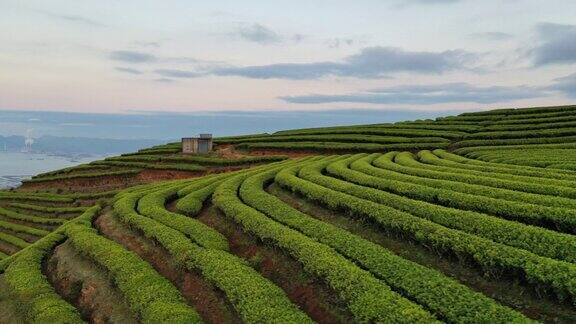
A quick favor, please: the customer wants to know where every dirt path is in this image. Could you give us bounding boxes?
[0,276,23,324]
[0,240,19,255]
[94,210,239,324]
[0,228,40,243]
[46,240,137,323]
[267,183,576,323]
[214,144,246,159]
[197,204,353,324]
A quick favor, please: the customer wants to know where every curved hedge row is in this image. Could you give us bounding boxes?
[0,207,67,226]
[431,149,576,181]
[93,160,206,172]
[483,119,576,132]
[176,178,227,215]
[218,134,450,145]
[454,135,576,148]
[1,205,100,323]
[3,232,83,323]
[238,141,449,152]
[455,143,576,155]
[393,152,576,199]
[463,127,576,141]
[416,150,576,189]
[137,185,229,250]
[65,222,202,323]
[161,154,288,166]
[32,164,112,179]
[8,203,88,215]
[278,157,576,302]
[488,114,576,125]
[272,126,465,139]
[0,192,73,203]
[113,190,312,323]
[328,155,576,263]
[214,169,438,323]
[0,220,49,238]
[245,163,528,322]
[367,153,576,231]
[0,232,30,249]
[23,169,141,183]
[458,105,576,116]
[376,153,576,209]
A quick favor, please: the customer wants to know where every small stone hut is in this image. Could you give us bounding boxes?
[182,134,213,154]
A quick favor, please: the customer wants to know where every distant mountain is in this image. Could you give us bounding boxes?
[0,109,456,140]
[0,135,164,155]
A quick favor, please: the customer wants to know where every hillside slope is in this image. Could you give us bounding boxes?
[1,104,576,323]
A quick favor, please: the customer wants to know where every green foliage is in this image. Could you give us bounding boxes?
[1,205,101,323]
[9,203,88,215]
[0,192,74,203]
[113,189,311,322]
[214,170,438,323]
[273,125,466,139]
[65,222,202,323]
[23,169,141,183]
[237,141,449,152]
[432,149,576,180]
[244,162,529,323]
[328,154,576,263]
[275,155,576,302]
[392,151,576,200]
[362,152,576,232]
[0,231,30,249]
[0,220,49,237]
[3,232,83,324]
[32,164,112,179]
[137,184,229,250]
[0,207,67,225]
[93,160,206,172]
[217,134,450,144]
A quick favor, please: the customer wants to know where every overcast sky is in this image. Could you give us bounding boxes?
[1,0,576,114]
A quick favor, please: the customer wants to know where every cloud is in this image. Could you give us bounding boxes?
[326,38,357,49]
[134,41,161,48]
[548,72,576,98]
[55,14,105,27]
[532,23,576,66]
[213,62,340,80]
[109,50,217,66]
[154,69,203,78]
[154,78,177,83]
[115,67,143,75]
[34,10,106,27]
[402,0,461,3]
[469,32,514,41]
[280,82,548,105]
[394,0,462,8]
[211,46,476,80]
[110,51,157,63]
[236,23,282,44]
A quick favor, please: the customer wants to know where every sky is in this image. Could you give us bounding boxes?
[1,0,576,115]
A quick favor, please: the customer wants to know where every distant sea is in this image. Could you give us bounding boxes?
[0,152,101,189]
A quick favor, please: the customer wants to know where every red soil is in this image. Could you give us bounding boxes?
[46,241,137,323]
[19,165,253,192]
[94,210,239,323]
[20,174,138,191]
[214,144,245,159]
[196,205,352,323]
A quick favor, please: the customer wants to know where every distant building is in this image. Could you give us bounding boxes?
[182,134,213,154]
